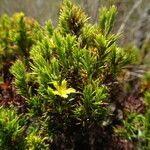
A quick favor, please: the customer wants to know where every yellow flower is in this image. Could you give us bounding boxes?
[52,79,76,98]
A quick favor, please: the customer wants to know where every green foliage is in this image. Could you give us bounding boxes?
[74,81,109,126]
[0,0,138,149]
[0,14,12,57]
[0,14,13,79]
[0,106,26,150]
[58,0,89,36]
[115,113,145,141]
[98,5,117,36]
[115,72,150,149]
[10,60,30,98]
[25,127,49,150]
[10,13,30,56]
[0,12,38,83]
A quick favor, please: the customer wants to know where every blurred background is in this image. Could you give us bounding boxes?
[0,0,150,48]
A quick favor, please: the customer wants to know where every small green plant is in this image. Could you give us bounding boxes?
[115,71,150,149]
[0,12,41,108]
[0,106,26,150]
[25,127,49,150]
[0,12,38,84]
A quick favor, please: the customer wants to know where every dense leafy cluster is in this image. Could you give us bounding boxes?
[0,0,149,149]
[0,13,38,83]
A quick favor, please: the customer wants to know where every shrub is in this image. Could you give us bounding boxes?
[0,0,142,149]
